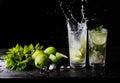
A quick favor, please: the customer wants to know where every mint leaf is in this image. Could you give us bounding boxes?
[96,25,103,31]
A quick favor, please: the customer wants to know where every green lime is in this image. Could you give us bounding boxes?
[91,31,107,45]
[44,46,56,55]
[34,52,49,69]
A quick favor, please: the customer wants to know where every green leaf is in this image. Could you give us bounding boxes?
[35,43,40,49]
[23,45,28,54]
[15,43,19,49]
[35,43,44,50]
[96,25,103,31]
[28,43,34,50]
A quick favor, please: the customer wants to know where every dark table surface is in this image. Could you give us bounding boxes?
[0,48,120,81]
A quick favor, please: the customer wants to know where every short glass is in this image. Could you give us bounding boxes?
[88,27,108,68]
[67,18,87,69]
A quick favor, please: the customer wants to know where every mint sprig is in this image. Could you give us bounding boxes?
[96,25,103,31]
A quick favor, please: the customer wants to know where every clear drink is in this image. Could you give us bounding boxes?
[88,25,108,68]
[67,18,87,69]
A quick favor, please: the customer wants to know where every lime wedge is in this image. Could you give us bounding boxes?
[91,31,107,45]
[49,54,58,63]
[56,52,68,60]
[70,48,82,57]
[71,57,83,62]
[44,46,56,55]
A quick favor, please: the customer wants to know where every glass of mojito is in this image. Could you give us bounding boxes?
[88,25,108,68]
[67,18,87,69]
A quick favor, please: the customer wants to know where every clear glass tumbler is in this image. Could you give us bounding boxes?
[88,26,108,69]
[67,18,87,69]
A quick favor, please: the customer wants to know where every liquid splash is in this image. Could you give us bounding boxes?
[59,0,88,49]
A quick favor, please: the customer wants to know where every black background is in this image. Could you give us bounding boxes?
[0,0,69,48]
[0,0,119,48]
[0,0,120,80]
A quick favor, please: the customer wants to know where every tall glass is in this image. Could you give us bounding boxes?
[67,18,87,69]
[88,27,108,69]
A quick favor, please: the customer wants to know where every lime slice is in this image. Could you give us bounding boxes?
[71,57,83,62]
[70,48,82,57]
[91,32,107,45]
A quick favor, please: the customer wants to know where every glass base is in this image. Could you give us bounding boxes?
[70,62,86,70]
[89,63,105,70]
